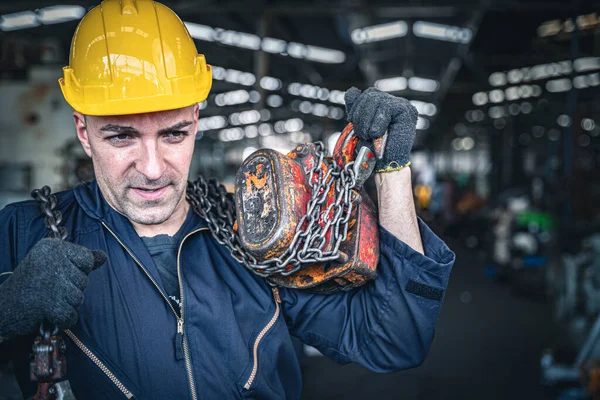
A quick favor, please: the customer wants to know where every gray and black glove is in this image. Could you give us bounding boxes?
[345,87,418,173]
[0,238,106,339]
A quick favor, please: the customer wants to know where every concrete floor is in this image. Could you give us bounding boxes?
[1,239,560,400]
[300,239,557,400]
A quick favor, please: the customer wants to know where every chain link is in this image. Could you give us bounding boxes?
[187,141,358,280]
[32,186,68,241]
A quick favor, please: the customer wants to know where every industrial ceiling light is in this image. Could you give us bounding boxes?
[229,110,262,126]
[305,45,346,64]
[410,100,437,116]
[185,23,346,64]
[374,77,407,92]
[507,69,524,84]
[472,92,488,106]
[259,123,273,136]
[416,117,430,130]
[328,90,345,105]
[574,57,600,73]
[260,76,282,91]
[261,37,287,54]
[520,102,533,114]
[537,20,562,37]
[211,66,227,80]
[573,76,589,89]
[215,28,262,50]
[285,118,304,132]
[488,58,600,87]
[1,6,86,31]
[214,90,252,107]
[351,21,408,44]
[266,95,283,108]
[288,83,345,105]
[184,23,215,41]
[537,13,600,38]
[452,138,463,151]
[587,73,600,86]
[546,78,572,93]
[462,137,475,151]
[489,89,504,103]
[557,114,571,127]
[0,11,39,31]
[504,87,519,101]
[328,107,345,120]
[408,77,439,92]
[413,21,473,44]
[37,5,85,24]
[211,66,256,86]
[198,116,228,131]
[488,106,504,119]
[244,126,259,139]
[581,118,595,131]
[287,42,307,58]
[489,72,507,87]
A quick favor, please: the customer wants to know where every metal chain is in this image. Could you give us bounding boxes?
[186,141,358,279]
[32,186,68,241]
[30,186,70,400]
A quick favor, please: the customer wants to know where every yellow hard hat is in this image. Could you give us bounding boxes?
[59,0,212,116]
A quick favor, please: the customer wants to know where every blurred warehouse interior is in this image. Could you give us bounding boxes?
[1,0,600,399]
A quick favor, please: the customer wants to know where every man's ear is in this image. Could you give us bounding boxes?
[192,103,199,139]
[73,112,92,158]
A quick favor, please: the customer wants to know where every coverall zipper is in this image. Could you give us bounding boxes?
[243,287,282,390]
[102,222,207,400]
[64,329,134,399]
[176,228,207,400]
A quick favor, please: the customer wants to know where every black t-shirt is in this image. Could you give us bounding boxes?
[140,210,193,313]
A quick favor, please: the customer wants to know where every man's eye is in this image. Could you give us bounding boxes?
[165,131,187,140]
[109,134,132,143]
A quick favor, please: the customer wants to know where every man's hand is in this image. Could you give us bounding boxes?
[344,87,418,173]
[0,239,106,339]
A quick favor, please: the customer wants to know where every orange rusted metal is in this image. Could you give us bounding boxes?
[333,123,358,168]
[235,148,311,261]
[268,188,378,291]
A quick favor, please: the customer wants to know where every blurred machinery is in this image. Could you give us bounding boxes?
[56,138,94,190]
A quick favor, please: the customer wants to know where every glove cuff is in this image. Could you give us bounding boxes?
[375,160,411,173]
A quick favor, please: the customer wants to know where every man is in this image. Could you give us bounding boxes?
[0,0,455,399]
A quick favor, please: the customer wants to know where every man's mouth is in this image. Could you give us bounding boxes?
[131,185,169,200]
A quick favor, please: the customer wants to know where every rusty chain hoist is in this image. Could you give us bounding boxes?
[187,123,386,293]
[187,141,357,277]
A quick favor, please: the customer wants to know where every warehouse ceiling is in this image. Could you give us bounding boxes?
[1,0,599,151]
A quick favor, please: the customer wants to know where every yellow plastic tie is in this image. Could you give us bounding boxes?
[375,161,411,174]
[376,161,411,186]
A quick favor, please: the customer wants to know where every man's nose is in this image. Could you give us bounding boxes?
[135,140,165,181]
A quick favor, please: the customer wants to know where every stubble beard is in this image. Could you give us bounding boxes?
[100,173,187,226]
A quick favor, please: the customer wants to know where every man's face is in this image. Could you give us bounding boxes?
[74,106,198,227]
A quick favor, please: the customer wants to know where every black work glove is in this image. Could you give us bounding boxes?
[345,87,418,173]
[0,238,106,339]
